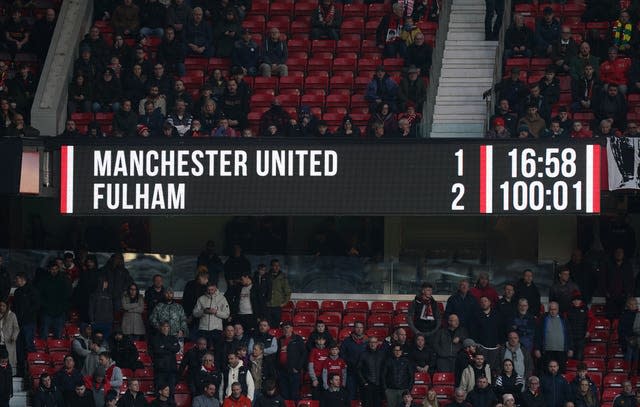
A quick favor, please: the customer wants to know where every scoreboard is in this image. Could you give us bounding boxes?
[59,140,601,216]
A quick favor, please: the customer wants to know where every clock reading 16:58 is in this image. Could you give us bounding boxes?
[507,147,577,178]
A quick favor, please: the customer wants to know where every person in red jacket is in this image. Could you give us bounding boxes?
[322,344,347,389]
[600,47,631,95]
[224,382,252,407]
[469,272,499,305]
[309,336,330,398]
[570,121,593,138]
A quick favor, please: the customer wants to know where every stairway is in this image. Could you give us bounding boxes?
[10,377,28,407]
[430,0,499,138]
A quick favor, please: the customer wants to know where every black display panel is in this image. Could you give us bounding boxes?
[59,140,601,215]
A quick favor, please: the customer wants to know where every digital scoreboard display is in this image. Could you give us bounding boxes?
[59,140,601,215]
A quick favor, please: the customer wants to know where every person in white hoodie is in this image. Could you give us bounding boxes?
[220,351,255,401]
[193,281,231,347]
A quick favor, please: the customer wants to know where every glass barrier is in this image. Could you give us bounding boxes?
[1,249,556,296]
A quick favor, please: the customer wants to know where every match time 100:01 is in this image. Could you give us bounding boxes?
[502,147,582,212]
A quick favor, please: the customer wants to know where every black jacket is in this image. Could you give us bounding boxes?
[521,390,546,407]
[117,390,148,407]
[320,388,350,407]
[0,266,11,302]
[278,334,307,372]
[110,336,143,370]
[357,347,385,386]
[382,355,414,390]
[33,384,64,407]
[67,389,96,407]
[0,364,12,401]
[182,279,208,318]
[466,386,498,407]
[254,391,286,407]
[13,282,40,325]
[151,333,180,372]
[227,283,262,316]
[407,295,440,335]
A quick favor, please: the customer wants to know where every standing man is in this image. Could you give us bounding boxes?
[407,282,440,338]
[382,345,414,407]
[145,274,166,318]
[266,259,291,327]
[150,321,180,394]
[540,360,571,407]
[357,336,384,407]
[445,280,480,329]
[38,260,72,339]
[220,352,255,401]
[535,302,573,372]
[549,267,579,314]
[340,321,367,400]
[193,281,231,348]
[277,321,306,401]
[485,0,504,40]
[432,314,468,372]
[13,271,39,377]
[228,272,260,333]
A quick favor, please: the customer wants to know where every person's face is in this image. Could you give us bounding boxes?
[66,120,76,131]
[228,353,239,367]
[549,303,559,316]
[628,123,639,134]
[64,356,75,370]
[94,333,103,344]
[397,329,407,343]
[504,398,515,407]
[459,280,469,294]
[149,86,160,98]
[166,28,175,41]
[75,385,86,396]
[354,322,364,335]
[561,28,571,38]
[123,101,132,112]
[548,361,559,375]
[499,100,509,111]
[129,380,139,393]
[259,320,269,333]
[42,376,52,388]
[559,270,570,282]
[403,394,413,404]
[480,297,491,310]
[154,65,164,77]
[145,104,154,115]
[621,11,630,23]
[427,390,437,401]
[529,379,540,391]
[615,247,625,261]
[205,384,216,397]
[392,346,403,358]
[455,391,466,402]
[50,264,59,275]
[601,122,612,133]
[368,338,378,350]
[197,339,207,350]
[330,346,339,356]
[376,70,385,79]
[207,285,217,296]
[227,81,238,93]
[225,325,235,338]
[203,354,214,366]
[232,384,242,397]
[448,315,459,329]
[608,86,619,97]
[175,81,185,92]
[193,9,203,22]
[234,324,244,338]
[531,86,541,97]
[415,35,424,45]
[609,49,618,61]
[624,382,633,394]
[253,344,263,357]
[318,125,328,135]
[416,336,425,347]
[98,355,108,367]
[477,377,489,389]
[90,27,99,39]
[272,261,281,273]
[15,276,25,287]
[504,360,513,373]
[160,386,171,398]
[580,43,590,55]
[474,354,484,367]
[504,285,514,299]
[160,323,170,335]
[508,332,520,346]
[315,322,326,333]
[330,375,341,388]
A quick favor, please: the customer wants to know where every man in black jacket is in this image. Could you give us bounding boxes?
[252,265,271,321]
[466,377,498,407]
[357,336,385,407]
[181,337,210,394]
[254,380,285,407]
[67,381,96,407]
[151,321,180,394]
[407,282,440,338]
[13,271,39,376]
[382,345,414,407]
[277,321,307,401]
[33,372,65,407]
[320,374,350,407]
[227,272,261,333]
[117,378,147,407]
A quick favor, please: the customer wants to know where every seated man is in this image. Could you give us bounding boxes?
[376,3,406,58]
[504,13,534,58]
[311,0,342,40]
[365,66,399,113]
[571,64,602,112]
[185,7,214,58]
[534,7,560,57]
[405,32,432,77]
[551,26,579,75]
[232,29,260,77]
[260,28,288,78]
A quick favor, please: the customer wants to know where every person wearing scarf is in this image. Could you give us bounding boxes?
[311,0,342,40]
[612,10,632,54]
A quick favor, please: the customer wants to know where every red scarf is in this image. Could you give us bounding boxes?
[320,4,336,25]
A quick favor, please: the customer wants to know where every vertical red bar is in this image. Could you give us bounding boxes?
[480,145,486,214]
[592,145,601,213]
[60,145,68,213]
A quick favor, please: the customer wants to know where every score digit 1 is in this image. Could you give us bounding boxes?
[451,149,465,210]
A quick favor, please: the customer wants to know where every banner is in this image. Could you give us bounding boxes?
[607,136,640,190]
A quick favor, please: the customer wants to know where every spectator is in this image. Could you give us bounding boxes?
[540,360,571,407]
[335,116,362,137]
[407,282,440,338]
[112,99,139,138]
[265,259,291,327]
[34,372,64,407]
[486,116,511,138]
[308,336,330,397]
[168,79,193,113]
[432,314,467,372]
[68,73,93,114]
[619,297,640,364]
[470,272,499,305]
[151,321,180,394]
[248,319,278,360]
[254,380,284,407]
[88,277,114,341]
[70,323,91,373]
[542,120,567,139]
[38,261,71,339]
[489,99,517,135]
[182,268,209,338]
[4,9,30,59]
[166,0,192,40]
[53,355,82,403]
[139,85,167,117]
[98,352,123,393]
[366,66,399,112]
[223,382,252,407]
[376,3,406,58]
[499,331,533,379]
[212,116,238,137]
[549,268,580,314]
[167,99,193,136]
[518,104,546,138]
[156,26,185,77]
[602,248,635,319]
[405,32,433,78]
[186,7,214,58]
[194,382,220,407]
[521,377,544,407]
[121,283,145,340]
[209,70,227,99]
[566,292,593,361]
[367,103,397,137]
[466,377,498,407]
[551,26,579,75]
[260,28,288,78]
[571,64,601,112]
[139,100,165,137]
[111,0,140,36]
[520,84,551,124]
[459,353,491,393]
[450,388,470,407]
[484,0,503,40]
[118,378,146,407]
[147,64,173,98]
[131,47,153,78]
[320,374,349,407]
[232,29,260,76]
[593,83,627,130]
[539,67,560,106]
[195,352,222,396]
[193,281,230,347]
[535,7,560,57]
[445,280,479,329]
[382,344,413,407]
[152,384,174,407]
[0,302,16,378]
[220,78,249,130]
[357,336,384,407]
[398,65,426,112]
[92,69,122,112]
[600,47,631,94]
[109,331,142,371]
[592,118,618,138]
[321,343,347,390]
[13,272,40,373]
[145,276,166,319]
[612,381,636,407]
[250,342,277,397]
[569,42,600,80]
[111,35,134,73]
[80,26,110,66]
[400,17,421,47]
[287,106,319,137]
[277,321,306,401]
[484,68,527,113]
[496,284,518,329]
[180,337,208,393]
[257,99,290,137]
[66,381,94,407]
[139,0,166,38]
[570,364,599,402]
[220,353,254,407]
[59,119,81,138]
[311,0,342,40]
[534,302,573,371]
[624,122,640,137]
[582,0,619,23]
[505,13,534,58]
[9,64,37,121]
[32,8,57,61]
[340,321,367,400]
[198,99,222,133]
[149,289,188,338]
[198,241,224,285]
[494,359,524,403]
[214,9,241,58]
[613,10,633,54]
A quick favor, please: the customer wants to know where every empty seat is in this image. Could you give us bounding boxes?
[293,312,317,326]
[320,300,344,313]
[345,301,369,313]
[432,372,455,386]
[318,312,342,326]
[365,327,388,338]
[370,301,394,314]
[367,313,392,327]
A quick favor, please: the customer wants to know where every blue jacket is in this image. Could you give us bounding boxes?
[444,292,480,329]
[232,40,260,70]
[365,74,398,104]
[340,333,367,370]
[535,314,572,352]
[540,373,571,407]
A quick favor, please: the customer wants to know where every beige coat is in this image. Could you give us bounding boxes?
[121,295,145,336]
[0,310,19,372]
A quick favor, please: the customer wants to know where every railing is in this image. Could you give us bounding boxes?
[485,0,513,132]
[421,0,452,138]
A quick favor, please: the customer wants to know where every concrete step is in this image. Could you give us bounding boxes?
[441,60,495,67]
[445,40,499,47]
[437,86,488,96]
[443,49,496,58]
[440,68,494,77]
[447,32,486,40]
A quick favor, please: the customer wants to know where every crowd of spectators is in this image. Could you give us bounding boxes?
[486,1,640,139]
[61,0,435,139]
[0,241,639,407]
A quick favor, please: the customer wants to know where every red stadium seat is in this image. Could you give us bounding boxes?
[277,93,300,108]
[312,39,336,54]
[367,313,392,327]
[293,312,317,326]
[47,339,71,352]
[242,18,266,33]
[288,39,311,53]
[350,94,369,112]
[29,364,52,378]
[301,93,325,109]
[592,318,611,331]
[342,20,364,36]
[71,112,93,125]
[175,394,192,407]
[294,2,316,17]
[588,330,609,342]
[120,368,133,379]
[342,3,367,19]
[582,359,605,371]
[174,382,189,394]
[65,324,80,338]
[583,344,606,359]
[432,386,455,400]
[414,372,431,385]
[339,327,352,341]
[134,340,148,353]
[368,3,389,19]
[252,0,270,15]
[308,55,334,73]
[411,385,428,398]
[50,352,67,367]
[270,2,294,17]
[591,304,606,316]
[269,328,283,338]
[345,301,369,313]
[28,352,50,364]
[254,77,279,92]
[320,300,344,313]
[318,312,342,326]
[298,400,319,407]
[365,328,388,338]
[604,373,629,387]
[393,314,409,327]
[34,338,47,352]
[326,94,350,110]
[293,326,313,340]
[432,372,455,386]
[333,57,357,74]
[291,20,311,36]
[370,301,394,314]
[251,93,276,108]
[336,39,361,55]
[342,312,367,327]
[304,76,329,92]
[358,59,379,75]
[602,389,618,402]
[267,19,290,35]
[327,326,339,341]
[322,112,345,127]
[286,57,308,72]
